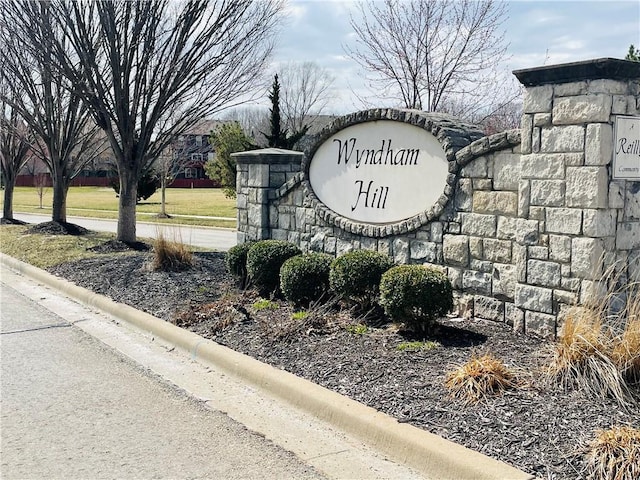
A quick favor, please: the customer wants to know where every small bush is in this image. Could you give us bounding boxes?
[329,250,393,309]
[379,265,453,332]
[280,252,333,306]
[246,240,301,295]
[112,169,160,202]
[585,426,640,480]
[225,242,254,286]
[151,231,193,272]
[445,353,517,404]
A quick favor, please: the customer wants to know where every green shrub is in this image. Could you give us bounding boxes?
[329,250,394,308]
[246,240,301,295]
[111,169,160,202]
[379,265,453,332]
[280,252,333,306]
[225,242,254,285]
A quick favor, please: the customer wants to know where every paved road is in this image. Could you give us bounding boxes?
[13,212,237,251]
[0,279,324,480]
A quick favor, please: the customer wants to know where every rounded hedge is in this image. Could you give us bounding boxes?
[379,265,453,332]
[329,250,394,307]
[246,240,301,295]
[225,241,254,284]
[280,252,333,306]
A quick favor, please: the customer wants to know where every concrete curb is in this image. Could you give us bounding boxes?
[1,253,534,480]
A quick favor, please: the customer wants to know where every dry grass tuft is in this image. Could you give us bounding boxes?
[151,230,194,272]
[445,353,517,404]
[585,425,640,480]
[610,296,640,385]
[173,290,256,331]
[545,279,640,406]
[545,311,629,404]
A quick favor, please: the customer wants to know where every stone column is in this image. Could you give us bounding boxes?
[233,148,304,243]
[514,58,640,337]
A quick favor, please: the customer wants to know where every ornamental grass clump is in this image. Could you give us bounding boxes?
[585,426,640,480]
[610,293,640,386]
[151,230,193,272]
[246,240,301,295]
[329,250,393,310]
[379,265,453,333]
[280,252,333,307]
[545,281,640,406]
[445,353,517,404]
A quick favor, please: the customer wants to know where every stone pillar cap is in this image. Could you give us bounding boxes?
[513,57,640,86]
[233,148,304,164]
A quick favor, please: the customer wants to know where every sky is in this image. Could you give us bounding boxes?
[250,0,640,115]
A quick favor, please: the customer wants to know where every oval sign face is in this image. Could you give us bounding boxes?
[309,120,449,224]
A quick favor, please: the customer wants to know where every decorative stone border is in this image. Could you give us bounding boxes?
[455,129,522,168]
[300,108,485,238]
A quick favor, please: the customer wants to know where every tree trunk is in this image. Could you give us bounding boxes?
[160,176,167,216]
[117,166,138,243]
[2,175,15,220]
[51,172,68,223]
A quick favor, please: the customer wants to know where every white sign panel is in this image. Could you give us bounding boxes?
[308,120,448,224]
[614,116,640,180]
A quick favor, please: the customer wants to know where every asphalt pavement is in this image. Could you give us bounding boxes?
[12,212,238,251]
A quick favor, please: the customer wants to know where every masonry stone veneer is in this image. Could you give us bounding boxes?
[235,58,640,339]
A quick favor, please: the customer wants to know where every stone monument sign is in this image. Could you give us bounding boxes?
[308,120,449,224]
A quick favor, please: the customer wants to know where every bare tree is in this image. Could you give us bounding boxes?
[0,1,106,224]
[277,61,335,134]
[0,89,33,222]
[153,137,194,218]
[220,106,269,143]
[476,99,523,135]
[8,0,283,243]
[21,156,50,210]
[345,0,511,119]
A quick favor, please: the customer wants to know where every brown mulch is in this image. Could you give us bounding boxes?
[48,251,640,480]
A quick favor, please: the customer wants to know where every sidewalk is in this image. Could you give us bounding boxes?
[13,212,237,251]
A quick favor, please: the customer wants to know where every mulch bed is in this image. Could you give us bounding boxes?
[48,249,639,480]
[26,221,90,236]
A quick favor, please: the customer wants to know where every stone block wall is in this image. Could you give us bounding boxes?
[235,59,640,339]
[513,61,640,336]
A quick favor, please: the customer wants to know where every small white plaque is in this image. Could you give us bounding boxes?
[613,116,640,180]
[309,120,448,224]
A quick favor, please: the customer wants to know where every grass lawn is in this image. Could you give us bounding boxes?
[5,186,237,228]
[0,224,123,268]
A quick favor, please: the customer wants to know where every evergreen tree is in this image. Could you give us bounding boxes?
[625,45,639,62]
[205,122,255,198]
[263,74,308,149]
